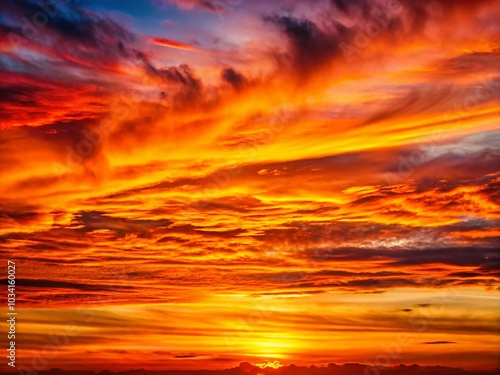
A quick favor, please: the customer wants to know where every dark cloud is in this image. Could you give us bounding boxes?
[221,68,246,90]
[438,52,500,76]
[141,58,203,103]
[145,63,201,89]
[263,0,499,84]
[331,0,372,18]
[285,277,426,291]
[0,278,133,292]
[156,236,191,244]
[0,75,107,127]
[448,272,483,278]
[345,278,420,288]
[75,211,172,236]
[361,86,458,130]
[0,84,44,109]
[480,177,500,205]
[19,363,500,375]
[315,270,408,277]
[421,341,457,345]
[263,14,347,77]
[389,247,498,268]
[0,203,43,226]
[289,241,498,280]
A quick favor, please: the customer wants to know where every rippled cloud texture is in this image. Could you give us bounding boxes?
[0,0,499,371]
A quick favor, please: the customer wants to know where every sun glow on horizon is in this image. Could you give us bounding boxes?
[254,361,284,369]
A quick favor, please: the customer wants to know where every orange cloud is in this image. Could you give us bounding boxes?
[149,36,197,51]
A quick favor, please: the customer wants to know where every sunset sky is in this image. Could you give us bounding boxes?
[0,0,499,372]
